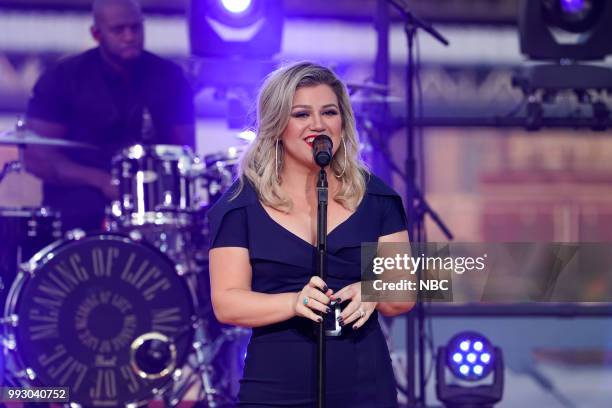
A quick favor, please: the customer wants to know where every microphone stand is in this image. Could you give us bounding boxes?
[316,168,328,408]
[386,1,449,406]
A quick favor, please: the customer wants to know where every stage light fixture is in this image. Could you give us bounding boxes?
[515,0,612,130]
[519,0,612,61]
[189,0,283,59]
[436,331,504,408]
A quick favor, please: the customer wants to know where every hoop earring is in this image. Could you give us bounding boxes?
[275,138,281,181]
[335,137,347,179]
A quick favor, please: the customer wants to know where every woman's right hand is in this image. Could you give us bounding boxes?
[294,276,333,323]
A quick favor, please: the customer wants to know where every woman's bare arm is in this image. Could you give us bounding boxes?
[376,230,415,316]
[209,247,301,327]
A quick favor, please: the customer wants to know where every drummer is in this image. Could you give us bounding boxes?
[25,0,195,231]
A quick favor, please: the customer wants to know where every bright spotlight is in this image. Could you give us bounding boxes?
[220,0,252,14]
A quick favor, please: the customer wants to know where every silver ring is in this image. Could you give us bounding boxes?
[358,308,365,318]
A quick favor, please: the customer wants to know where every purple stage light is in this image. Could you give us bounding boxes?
[220,0,252,14]
[560,0,586,14]
[190,0,283,59]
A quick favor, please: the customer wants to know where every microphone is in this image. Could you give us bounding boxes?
[312,134,333,167]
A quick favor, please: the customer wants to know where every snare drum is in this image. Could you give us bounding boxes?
[111,144,198,227]
[3,233,195,407]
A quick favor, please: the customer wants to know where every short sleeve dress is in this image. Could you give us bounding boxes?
[207,173,407,407]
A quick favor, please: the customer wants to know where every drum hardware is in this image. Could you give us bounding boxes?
[0,313,18,328]
[2,226,245,407]
[3,233,196,407]
[164,322,222,408]
[120,226,197,277]
[198,145,246,208]
[108,143,246,270]
[0,160,21,184]
[0,121,66,309]
[2,367,37,385]
[0,207,62,316]
[0,139,253,406]
[64,227,86,240]
[0,124,97,149]
[111,144,198,227]
[162,319,249,408]
[132,144,250,406]
[130,332,178,380]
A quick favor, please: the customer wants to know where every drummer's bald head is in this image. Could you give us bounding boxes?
[92,0,142,24]
[91,0,144,64]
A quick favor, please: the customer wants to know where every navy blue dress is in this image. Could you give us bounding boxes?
[207,173,407,407]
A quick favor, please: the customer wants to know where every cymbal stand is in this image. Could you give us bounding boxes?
[0,120,28,184]
[163,318,220,407]
[385,2,450,406]
[160,261,247,407]
[0,160,22,184]
[164,317,247,407]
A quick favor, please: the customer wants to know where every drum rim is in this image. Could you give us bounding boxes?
[114,143,195,161]
[203,146,246,166]
[0,206,60,218]
[3,232,195,407]
[119,211,193,227]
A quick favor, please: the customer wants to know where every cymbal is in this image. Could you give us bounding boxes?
[0,129,96,149]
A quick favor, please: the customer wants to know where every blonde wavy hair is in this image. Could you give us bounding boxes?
[237,61,368,212]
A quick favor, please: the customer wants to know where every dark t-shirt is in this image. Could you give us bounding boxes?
[26,47,195,231]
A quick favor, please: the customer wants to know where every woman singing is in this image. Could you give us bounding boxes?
[208,61,413,407]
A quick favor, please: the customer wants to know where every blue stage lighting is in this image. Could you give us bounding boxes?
[446,331,494,381]
[560,0,586,14]
[221,0,252,14]
[436,331,504,407]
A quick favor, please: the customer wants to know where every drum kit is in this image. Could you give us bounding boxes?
[0,122,248,407]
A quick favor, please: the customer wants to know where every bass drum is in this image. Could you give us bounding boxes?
[4,233,195,407]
